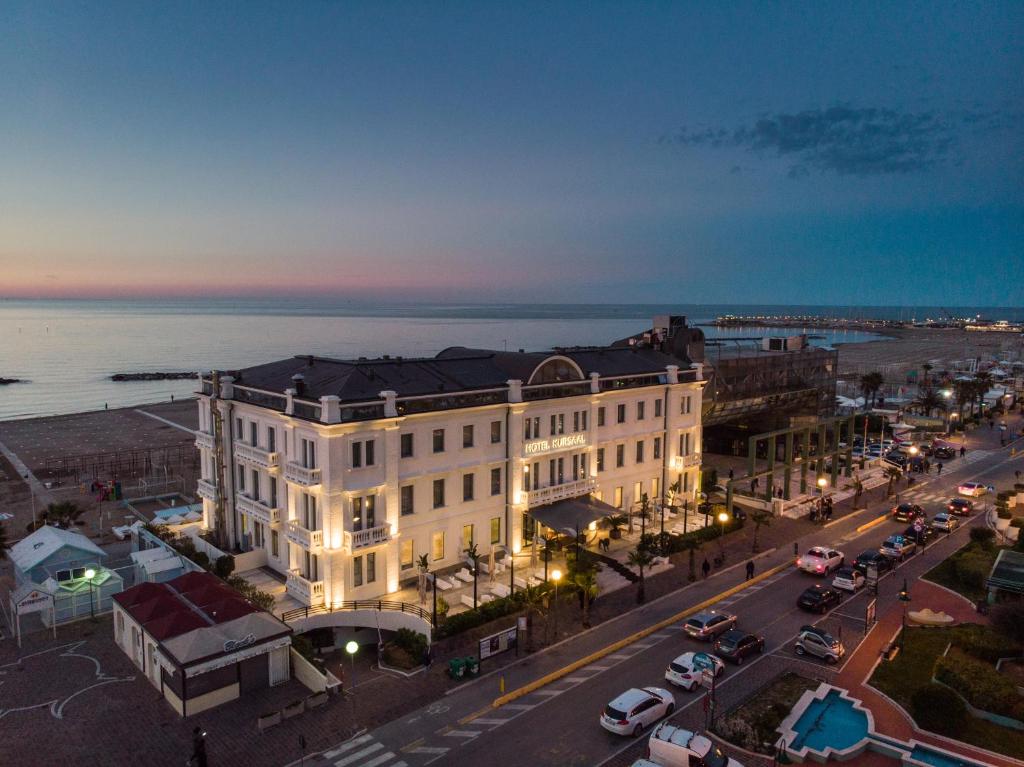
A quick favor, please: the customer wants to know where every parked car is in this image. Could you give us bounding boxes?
[903,523,935,544]
[795,546,845,575]
[853,550,894,576]
[881,534,916,559]
[797,584,843,614]
[831,566,865,593]
[931,513,960,533]
[683,610,738,641]
[647,723,744,767]
[795,625,845,664]
[957,482,988,497]
[947,498,975,516]
[929,445,955,459]
[713,630,765,665]
[601,687,675,737]
[664,651,724,691]
[891,503,925,523]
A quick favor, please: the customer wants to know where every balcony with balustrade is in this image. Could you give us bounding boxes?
[234,441,280,470]
[285,519,323,551]
[194,430,215,451]
[196,478,217,502]
[284,462,321,487]
[343,524,392,552]
[236,493,281,527]
[286,570,325,607]
[524,477,597,509]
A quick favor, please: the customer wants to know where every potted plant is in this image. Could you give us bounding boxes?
[602,514,628,540]
[996,505,1012,532]
[1007,518,1023,543]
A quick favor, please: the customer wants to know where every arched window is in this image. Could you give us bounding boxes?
[528,356,584,384]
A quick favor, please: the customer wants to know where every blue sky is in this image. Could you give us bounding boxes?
[1,2,1021,305]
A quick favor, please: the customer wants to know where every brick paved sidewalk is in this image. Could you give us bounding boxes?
[835,579,1022,767]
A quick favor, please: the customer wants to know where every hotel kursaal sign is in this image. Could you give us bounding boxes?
[524,433,587,455]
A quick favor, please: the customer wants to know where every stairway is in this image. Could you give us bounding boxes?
[591,551,639,583]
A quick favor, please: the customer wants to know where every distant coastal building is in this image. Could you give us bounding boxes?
[193,323,704,609]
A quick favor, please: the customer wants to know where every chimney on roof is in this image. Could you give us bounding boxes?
[291,374,305,396]
[518,349,524,353]
[306,355,315,368]
[383,354,390,360]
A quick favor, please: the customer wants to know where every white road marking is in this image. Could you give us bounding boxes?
[471,718,511,725]
[333,744,383,767]
[325,735,373,758]
[443,729,481,738]
[354,752,398,767]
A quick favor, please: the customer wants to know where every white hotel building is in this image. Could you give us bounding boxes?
[194,339,704,610]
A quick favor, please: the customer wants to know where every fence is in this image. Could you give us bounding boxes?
[281,599,430,624]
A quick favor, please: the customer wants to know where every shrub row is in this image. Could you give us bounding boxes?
[950,624,1023,664]
[935,649,1024,721]
[911,683,968,736]
[434,585,554,639]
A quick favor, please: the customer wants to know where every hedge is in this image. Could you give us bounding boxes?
[911,683,968,736]
[949,625,1022,664]
[935,649,1024,721]
[434,587,553,639]
[953,551,993,592]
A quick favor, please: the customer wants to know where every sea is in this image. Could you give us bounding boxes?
[1,299,1019,421]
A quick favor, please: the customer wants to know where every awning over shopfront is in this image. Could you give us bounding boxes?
[529,494,619,536]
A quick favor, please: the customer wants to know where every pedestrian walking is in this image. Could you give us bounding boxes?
[826,498,834,520]
[702,558,711,579]
[937,462,943,475]
[745,560,755,580]
[1016,470,1021,482]
[960,446,966,458]
[728,468,734,481]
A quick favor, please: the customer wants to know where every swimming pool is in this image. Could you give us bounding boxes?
[908,744,987,767]
[789,689,869,753]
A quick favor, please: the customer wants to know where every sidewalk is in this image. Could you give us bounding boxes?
[835,579,1022,767]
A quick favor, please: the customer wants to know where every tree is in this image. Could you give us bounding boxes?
[860,372,884,408]
[913,386,942,417]
[571,566,599,628]
[519,583,547,651]
[417,554,430,606]
[990,602,1024,645]
[43,501,85,528]
[884,465,902,497]
[974,372,992,416]
[0,522,7,559]
[955,379,974,420]
[852,474,864,509]
[627,546,654,604]
[921,363,933,386]
[680,536,701,582]
[464,543,481,610]
[602,513,628,540]
[749,510,772,553]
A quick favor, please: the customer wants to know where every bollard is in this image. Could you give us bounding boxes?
[500,676,505,694]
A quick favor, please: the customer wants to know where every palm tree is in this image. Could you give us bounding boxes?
[571,567,599,628]
[464,543,481,609]
[749,510,772,553]
[861,372,884,408]
[627,546,654,604]
[44,501,84,529]
[519,583,547,651]
[921,363,933,386]
[852,474,864,509]
[913,386,942,417]
[955,380,973,419]
[416,554,430,605]
[0,522,7,559]
[680,536,701,582]
[884,465,902,497]
[602,513,629,540]
[974,372,992,416]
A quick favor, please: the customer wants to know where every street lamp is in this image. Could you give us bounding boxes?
[84,567,97,618]
[898,579,911,652]
[717,510,729,541]
[345,640,358,694]
[551,569,562,641]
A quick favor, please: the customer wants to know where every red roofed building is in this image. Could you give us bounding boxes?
[112,571,291,716]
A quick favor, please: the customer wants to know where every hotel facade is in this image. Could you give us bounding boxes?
[194,338,704,609]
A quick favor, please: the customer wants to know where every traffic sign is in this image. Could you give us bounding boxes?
[692,652,715,672]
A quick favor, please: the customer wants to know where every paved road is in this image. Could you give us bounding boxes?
[307,443,1021,767]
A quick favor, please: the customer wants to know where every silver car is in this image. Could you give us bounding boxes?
[931,513,959,533]
[683,610,737,641]
[794,626,845,664]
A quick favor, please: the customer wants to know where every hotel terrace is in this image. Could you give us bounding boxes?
[194,328,704,614]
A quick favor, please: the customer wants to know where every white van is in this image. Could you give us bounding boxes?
[647,722,743,767]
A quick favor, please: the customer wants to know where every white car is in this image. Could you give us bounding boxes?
[796,547,845,575]
[648,722,744,767]
[601,687,675,737]
[957,482,988,497]
[931,513,960,533]
[831,566,865,593]
[664,651,724,691]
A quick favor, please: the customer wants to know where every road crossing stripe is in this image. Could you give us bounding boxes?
[472,718,511,725]
[534,689,563,696]
[501,703,534,710]
[407,747,448,754]
[333,744,383,767]
[649,632,672,639]
[443,730,481,738]
[325,735,373,759]
[586,665,612,671]
[563,676,590,682]
[607,653,630,659]
[357,753,397,767]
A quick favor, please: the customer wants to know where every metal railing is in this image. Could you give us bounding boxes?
[281,599,431,624]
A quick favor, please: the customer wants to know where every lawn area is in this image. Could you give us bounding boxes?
[869,625,1024,760]
[713,672,820,754]
[922,539,1001,602]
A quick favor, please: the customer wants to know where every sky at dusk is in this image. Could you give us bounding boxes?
[1,2,1022,305]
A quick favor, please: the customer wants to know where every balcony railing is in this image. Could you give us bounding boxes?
[344,524,392,551]
[285,519,323,550]
[284,462,321,487]
[196,478,217,501]
[194,430,215,451]
[234,441,280,470]
[524,477,597,509]
[236,493,281,526]
[286,570,325,607]
[683,452,702,468]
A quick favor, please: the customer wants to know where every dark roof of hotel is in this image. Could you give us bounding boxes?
[227,345,685,402]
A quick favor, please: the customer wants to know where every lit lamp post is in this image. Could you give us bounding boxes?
[84,567,97,618]
[908,444,919,474]
[898,579,911,652]
[717,510,729,539]
[345,640,359,694]
[817,476,828,517]
[551,569,562,641]
[942,389,953,432]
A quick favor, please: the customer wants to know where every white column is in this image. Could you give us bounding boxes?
[590,372,601,393]
[380,390,398,418]
[320,395,340,424]
[384,423,401,593]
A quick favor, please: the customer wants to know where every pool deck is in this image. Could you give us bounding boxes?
[833,578,1022,767]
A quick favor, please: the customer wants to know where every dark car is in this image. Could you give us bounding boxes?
[714,630,765,665]
[892,503,926,523]
[931,446,955,460]
[903,524,935,544]
[797,585,843,614]
[853,550,894,576]
[947,498,975,516]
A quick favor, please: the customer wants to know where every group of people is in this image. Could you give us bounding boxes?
[809,496,833,523]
